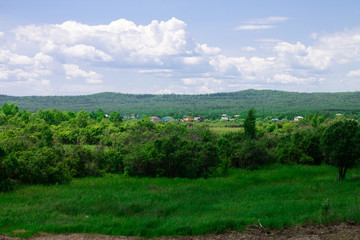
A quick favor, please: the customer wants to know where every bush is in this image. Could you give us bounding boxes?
[123,124,221,178]
[2,147,71,185]
[238,139,272,169]
[65,145,102,177]
[0,178,17,192]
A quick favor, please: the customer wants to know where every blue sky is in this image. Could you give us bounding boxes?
[0,0,360,95]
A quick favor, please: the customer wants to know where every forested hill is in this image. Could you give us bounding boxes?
[1,89,360,117]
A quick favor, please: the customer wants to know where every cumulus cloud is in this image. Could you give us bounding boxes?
[1,17,225,94]
[348,69,360,77]
[14,17,220,67]
[267,74,322,84]
[181,77,224,93]
[62,44,113,62]
[63,64,103,84]
[209,55,276,81]
[0,47,53,90]
[1,17,360,95]
[274,29,360,70]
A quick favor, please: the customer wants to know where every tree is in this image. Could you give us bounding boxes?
[75,110,89,128]
[244,108,256,138]
[320,120,360,180]
[109,111,122,124]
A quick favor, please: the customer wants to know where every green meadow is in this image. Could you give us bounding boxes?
[1,165,360,238]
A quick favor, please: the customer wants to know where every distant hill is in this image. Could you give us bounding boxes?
[1,89,360,118]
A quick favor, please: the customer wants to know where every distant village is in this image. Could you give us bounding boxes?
[110,114,243,122]
[105,113,346,122]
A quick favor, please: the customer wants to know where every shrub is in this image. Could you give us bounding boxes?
[64,145,101,177]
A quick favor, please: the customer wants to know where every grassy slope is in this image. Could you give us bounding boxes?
[1,89,360,114]
[1,165,360,238]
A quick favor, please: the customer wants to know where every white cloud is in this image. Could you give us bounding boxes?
[246,16,289,24]
[62,44,113,62]
[14,17,220,67]
[0,69,9,80]
[182,77,222,85]
[138,69,173,74]
[34,52,53,64]
[268,74,322,84]
[242,46,256,52]
[274,28,360,70]
[183,56,204,65]
[348,69,360,77]
[1,17,360,95]
[0,32,4,38]
[181,77,224,93]
[63,64,103,84]
[41,79,51,86]
[235,25,275,31]
[156,89,175,94]
[236,16,289,31]
[209,55,275,79]
[9,54,33,65]
[195,43,221,55]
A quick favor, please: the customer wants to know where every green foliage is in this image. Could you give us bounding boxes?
[64,145,102,177]
[320,120,360,180]
[276,128,323,165]
[3,90,360,119]
[2,147,71,185]
[238,139,268,168]
[0,102,357,191]
[1,102,19,117]
[123,124,220,178]
[75,110,89,128]
[244,108,256,138]
[109,111,122,124]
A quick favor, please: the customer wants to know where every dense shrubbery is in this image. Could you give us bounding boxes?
[0,103,359,191]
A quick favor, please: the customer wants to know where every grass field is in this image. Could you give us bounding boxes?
[1,165,360,238]
[207,121,243,134]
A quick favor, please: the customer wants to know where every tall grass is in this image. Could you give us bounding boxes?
[1,165,360,238]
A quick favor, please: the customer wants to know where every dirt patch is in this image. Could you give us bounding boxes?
[2,222,360,240]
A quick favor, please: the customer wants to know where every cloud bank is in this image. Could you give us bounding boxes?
[0,18,360,95]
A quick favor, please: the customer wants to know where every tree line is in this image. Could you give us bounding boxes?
[1,103,360,192]
[2,89,360,119]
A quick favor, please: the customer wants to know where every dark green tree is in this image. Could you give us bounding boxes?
[320,120,360,180]
[244,108,256,138]
[75,110,89,128]
[1,102,19,118]
[109,111,122,124]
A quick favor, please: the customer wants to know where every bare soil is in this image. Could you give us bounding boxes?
[2,222,360,240]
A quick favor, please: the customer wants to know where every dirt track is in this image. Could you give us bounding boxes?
[2,222,360,240]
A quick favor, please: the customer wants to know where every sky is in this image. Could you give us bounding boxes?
[0,0,360,96]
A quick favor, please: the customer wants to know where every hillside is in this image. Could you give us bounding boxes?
[1,89,360,117]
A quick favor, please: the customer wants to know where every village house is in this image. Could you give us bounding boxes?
[151,116,161,122]
[194,116,205,122]
[220,114,230,121]
[162,116,175,122]
[183,116,194,122]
